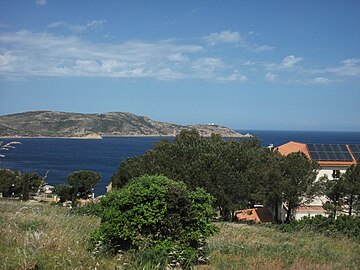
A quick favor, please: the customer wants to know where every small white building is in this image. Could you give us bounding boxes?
[276,141,359,220]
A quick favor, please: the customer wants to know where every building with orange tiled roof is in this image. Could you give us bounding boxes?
[235,208,274,223]
[275,141,359,220]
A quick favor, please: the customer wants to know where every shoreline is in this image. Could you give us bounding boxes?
[0,135,103,140]
[0,133,252,139]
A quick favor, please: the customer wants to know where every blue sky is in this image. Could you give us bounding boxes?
[0,1,359,131]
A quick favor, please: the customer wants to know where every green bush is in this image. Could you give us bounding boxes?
[89,175,217,268]
[70,201,102,216]
[276,215,360,240]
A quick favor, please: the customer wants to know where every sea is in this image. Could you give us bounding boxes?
[1,130,360,195]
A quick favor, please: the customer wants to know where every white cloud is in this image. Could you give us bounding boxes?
[167,53,188,62]
[204,30,242,46]
[328,58,360,77]
[251,45,274,52]
[48,20,106,33]
[309,77,331,85]
[2,29,355,85]
[192,57,224,69]
[1,30,245,81]
[0,52,16,66]
[281,55,303,68]
[216,70,247,82]
[36,0,47,6]
[264,72,277,82]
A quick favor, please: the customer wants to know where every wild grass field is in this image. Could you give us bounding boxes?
[1,200,359,270]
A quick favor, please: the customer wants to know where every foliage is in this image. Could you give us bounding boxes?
[321,176,346,218]
[53,170,101,202]
[0,168,20,197]
[68,170,100,200]
[320,163,360,218]
[19,172,44,200]
[1,200,360,270]
[53,183,74,203]
[207,222,360,270]
[89,175,217,268]
[70,200,102,216]
[111,130,320,222]
[0,169,43,200]
[276,215,360,241]
[342,163,360,216]
[281,152,319,222]
[111,130,268,220]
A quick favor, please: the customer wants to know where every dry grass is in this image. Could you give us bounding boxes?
[0,199,120,270]
[1,200,359,270]
[205,222,360,270]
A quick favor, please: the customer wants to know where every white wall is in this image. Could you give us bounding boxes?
[293,165,351,220]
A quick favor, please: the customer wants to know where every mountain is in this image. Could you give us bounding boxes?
[0,111,249,138]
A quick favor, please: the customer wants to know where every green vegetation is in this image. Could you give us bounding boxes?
[90,175,216,269]
[276,215,360,240]
[207,222,360,270]
[1,131,359,268]
[321,163,360,218]
[0,169,43,200]
[53,170,100,202]
[1,200,360,270]
[111,130,319,222]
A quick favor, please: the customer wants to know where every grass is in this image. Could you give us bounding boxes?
[1,200,359,270]
[206,223,360,270]
[0,199,120,270]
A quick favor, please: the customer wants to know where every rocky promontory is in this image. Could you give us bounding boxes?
[0,111,249,138]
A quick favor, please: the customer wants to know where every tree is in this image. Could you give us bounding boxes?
[53,184,74,202]
[322,175,346,219]
[252,150,285,223]
[281,152,319,223]
[342,163,360,216]
[111,130,264,220]
[90,175,216,268]
[0,169,43,200]
[20,172,43,200]
[67,170,100,201]
[0,168,21,197]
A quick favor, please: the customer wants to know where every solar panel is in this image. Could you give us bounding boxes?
[349,145,360,162]
[307,144,316,151]
[306,144,353,161]
[334,152,344,160]
[308,151,319,160]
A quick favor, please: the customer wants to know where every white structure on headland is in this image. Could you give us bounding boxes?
[276,141,359,220]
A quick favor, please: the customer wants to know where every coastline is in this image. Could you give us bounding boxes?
[0,133,252,139]
[0,134,103,140]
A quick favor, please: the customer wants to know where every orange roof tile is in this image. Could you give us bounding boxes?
[276,141,357,166]
[276,141,310,159]
[235,208,273,223]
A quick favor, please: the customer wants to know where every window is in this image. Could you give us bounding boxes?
[332,170,340,179]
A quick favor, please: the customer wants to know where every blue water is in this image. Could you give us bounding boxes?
[240,130,360,146]
[1,130,360,195]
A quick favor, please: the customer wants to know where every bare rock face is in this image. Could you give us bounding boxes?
[0,111,248,138]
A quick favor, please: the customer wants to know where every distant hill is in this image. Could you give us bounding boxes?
[0,111,249,138]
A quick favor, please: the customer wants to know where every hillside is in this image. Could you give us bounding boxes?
[1,200,359,270]
[0,111,248,138]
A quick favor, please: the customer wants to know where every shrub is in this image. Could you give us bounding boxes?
[0,169,43,200]
[70,201,102,216]
[89,175,217,268]
[276,215,360,240]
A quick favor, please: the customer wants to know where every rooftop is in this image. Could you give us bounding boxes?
[276,141,359,166]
